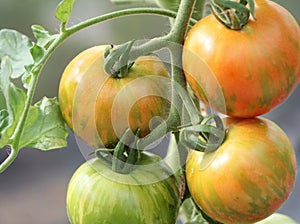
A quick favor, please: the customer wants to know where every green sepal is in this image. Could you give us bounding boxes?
[104,40,136,78]
[210,0,254,30]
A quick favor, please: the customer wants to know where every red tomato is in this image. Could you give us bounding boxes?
[182,0,300,117]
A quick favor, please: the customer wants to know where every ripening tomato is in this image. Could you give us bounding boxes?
[66,152,181,224]
[182,0,300,117]
[186,117,297,224]
[58,45,170,148]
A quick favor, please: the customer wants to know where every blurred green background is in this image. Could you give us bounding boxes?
[0,0,299,223]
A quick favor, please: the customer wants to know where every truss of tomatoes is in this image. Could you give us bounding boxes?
[182,0,300,223]
[59,0,300,223]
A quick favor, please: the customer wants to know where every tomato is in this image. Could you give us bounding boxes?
[66,152,181,224]
[255,213,297,224]
[58,45,170,148]
[182,0,300,118]
[185,117,297,224]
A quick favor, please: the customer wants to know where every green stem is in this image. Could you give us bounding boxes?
[167,0,198,126]
[137,0,200,150]
[66,7,197,35]
[192,0,207,21]
[168,0,197,42]
[0,145,18,172]
[103,4,199,62]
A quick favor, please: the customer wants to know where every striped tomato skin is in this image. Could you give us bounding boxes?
[186,118,297,224]
[182,0,300,118]
[66,152,180,224]
[58,46,170,148]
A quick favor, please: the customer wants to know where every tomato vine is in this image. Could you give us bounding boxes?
[1,0,299,223]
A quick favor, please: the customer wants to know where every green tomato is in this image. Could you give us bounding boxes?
[66,152,181,224]
[255,213,297,224]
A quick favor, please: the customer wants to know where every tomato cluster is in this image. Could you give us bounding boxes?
[59,0,299,223]
[59,45,180,223]
[182,0,299,223]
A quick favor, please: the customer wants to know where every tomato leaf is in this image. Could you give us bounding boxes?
[0,110,9,137]
[56,0,75,24]
[21,43,45,89]
[0,44,67,152]
[0,29,34,79]
[0,57,27,147]
[30,44,45,64]
[31,25,58,49]
[21,65,34,89]
[18,97,68,151]
[0,91,5,110]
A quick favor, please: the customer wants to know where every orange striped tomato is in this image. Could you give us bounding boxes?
[186,117,297,224]
[182,0,300,118]
[58,45,170,148]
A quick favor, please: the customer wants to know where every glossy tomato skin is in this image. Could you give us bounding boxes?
[59,46,170,148]
[186,117,296,224]
[183,0,300,117]
[66,152,181,224]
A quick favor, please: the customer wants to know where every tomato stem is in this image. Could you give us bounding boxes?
[0,145,18,173]
[101,0,206,153]
[111,128,141,174]
[209,0,256,30]
[136,0,202,150]
[66,8,197,35]
[179,114,225,153]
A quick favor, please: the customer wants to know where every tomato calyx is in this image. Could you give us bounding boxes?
[104,40,135,78]
[95,128,141,174]
[209,0,256,30]
[179,114,225,153]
